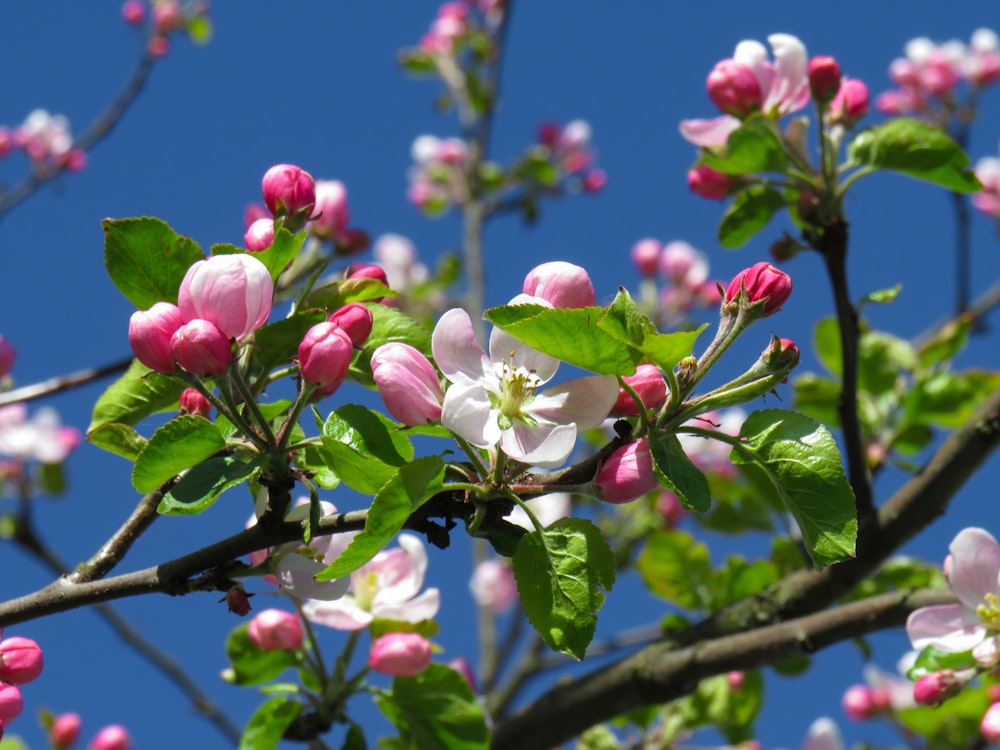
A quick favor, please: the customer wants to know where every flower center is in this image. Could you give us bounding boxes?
[493,353,541,429]
[353,569,378,612]
[977,593,1000,633]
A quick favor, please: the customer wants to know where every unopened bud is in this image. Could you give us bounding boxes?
[89,724,131,750]
[128,302,184,373]
[179,388,212,418]
[914,670,963,705]
[262,164,316,220]
[247,609,303,651]
[244,218,274,252]
[297,322,354,393]
[595,439,658,504]
[826,78,870,128]
[0,636,43,684]
[49,712,81,749]
[808,56,842,103]
[630,238,661,278]
[707,60,762,118]
[724,262,792,317]
[522,261,595,308]
[328,303,373,348]
[983,702,1000,744]
[612,364,668,416]
[842,684,878,721]
[687,165,733,200]
[369,633,433,677]
[171,320,232,376]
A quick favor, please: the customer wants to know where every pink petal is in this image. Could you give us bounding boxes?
[432,308,491,382]
[678,116,740,147]
[767,34,809,114]
[947,527,1000,609]
[488,295,560,384]
[906,603,985,652]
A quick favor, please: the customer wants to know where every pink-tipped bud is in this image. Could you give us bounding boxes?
[914,670,963,705]
[0,336,15,378]
[983,702,1000,744]
[244,218,274,252]
[522,261,596,309]
[469,560,518,614]
[630,238,662,278]
[595,439,658,504]
[826,78,869,128]
[262,164,316,219]
[448,656,477,692]
[49,712,81,749]
[0,684,21,724]
[707,60,762,118]
[151,0,181,33]
[808,56,842,103]
[311,180,350,239]
[842,684,883,721]
[370,343,443,426]
[726,671,745,691]
[725,262,792,316]
[121,0,145,25]
[328,303,373,348]
[147,35,169,57]
[297,323,354,392]
[171,320,232,376]
[128,302,184,373]
[89,724,131,750]
[247,609,303,651]
[179,388,212,418]
[223,585,252,616]
[538,122,561,147]
[345,263,389,287]
[178,254,274,342]
[764,337,800,373]
[687,165,733,200]
[582,170,607,192]
[612,364,668,416]
[0,636,42,684]
[369,633,433,678]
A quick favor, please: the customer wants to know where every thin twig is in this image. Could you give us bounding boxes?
[0,356,134,407]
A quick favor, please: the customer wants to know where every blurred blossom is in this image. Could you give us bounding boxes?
[0,405,80,464]
[88,724,131,750]
[802,718,843,750]
[507,493,571,531]
[0,336,16,378]
[373,234,429,292]
[973,150,1000,220]
[408,134,468,215]
[368,632,433,677]
[13,109,85,170]
[677,409,746,479]
[49,712,81,749]
[470,559,518,613]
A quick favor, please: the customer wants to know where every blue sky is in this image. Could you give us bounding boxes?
[2,2,1000,748]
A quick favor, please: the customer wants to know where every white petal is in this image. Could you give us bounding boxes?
[527,374,619,430]
[906,603,986,652]
[501,421,577,468]
[441,380,500,447]
[375,588,441,623]
[432,308,491,381]
[947,527,1000,609]
[678,116,740,147]
[302,597,372,630]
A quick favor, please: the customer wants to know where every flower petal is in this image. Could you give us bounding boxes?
[906,602,985,652]
[678,116,740,147]
[432,308,491,382]
[489,295,560,383]
[501,420,577,468]
[527,374,619,430]
[302,596,373,630]
[947,527,1000,609]
[375,588,441,623]
[441,380,500,448]
[767,33,810,114]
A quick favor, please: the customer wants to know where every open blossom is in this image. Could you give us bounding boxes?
[13,109,85,169]
[303,533,440,630]
[907,527,1000,665]
[0,405,80,464]
[680,33,810,147]
[802,718,843,750]
[373,234,430,293]
[432,297,618,468]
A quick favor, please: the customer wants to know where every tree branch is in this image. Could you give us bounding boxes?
[0,356,133,407]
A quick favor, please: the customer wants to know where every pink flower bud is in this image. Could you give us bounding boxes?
[983,702,1000,744]
[247,608,303,651]
[243,218,274,252]
[0,683,21,724]
[725,262,792,316]
[171,320,232,376]
[89,724,131,750]
[764,337,800,372]
[178,254,274,341]
[151,0,181,33]
[243,202,269,230]
[612,364,668,416]
[121,0,145,25]
[369,633,433,678]
[223,585,252,616]
[538,122,561,147]
[470,560,518,613]
[297,322,354,392]
[345,263,389,287]
[657,490,685,528]
[310,180,350,239]
[262,164,316,219]
[826,78,869,128]
[147,35,169,57]
[726,671,745,691]
[0,636,42,684]
[128,302,184,373]
[178,388,212,418]
[914,670,963,705]
[522,261,595,308]
[687,166,732,200]
[842,684,879,721]
[582,169,607,192]
[49,712,81,749]
[808,56,842,102]
[448,656,477,692]
[595,439,658,504]
[660,241,707,286]
[328,303,373,348]
[370,343,443,426]
[707,60,762,118]
[0,336,15,378]
[630,238,661,278]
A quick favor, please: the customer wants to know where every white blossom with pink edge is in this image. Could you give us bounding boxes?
[0,404,80,464]
[507,492,571,531]
[432,296,618,469]
[302,533,440,631]
[907,527,1000,665]
[802,718,843,750]
[680,33,810,147]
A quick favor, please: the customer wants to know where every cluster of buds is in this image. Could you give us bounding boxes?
[415,0,504,57]
[46,715,131,750]
[297,302,374,398]
[0,633,43,739]
[407,135,470,215]
[807,56,870,129]
[0,110,86,174]
[121,0,211,57]
[128,253,274,376]
[535,120,607,193]
[630,239,723,328]
[876,29,1000,120]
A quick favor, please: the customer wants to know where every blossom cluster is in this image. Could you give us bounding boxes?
[121,0,212,58]
[0,633,43,740]
[630,238,723,328]
[0,110,85,174]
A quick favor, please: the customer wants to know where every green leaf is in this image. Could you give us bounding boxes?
[858,331,916,394]
[240,697,301,750]
[314,439,396,494]
[917,316,972,368]
[185,14,212,44]
[342,722,368,750]
[223,624,300,686]
[906,371,1000,428]
[791,372,841,427]
[316,456,445,581]
[253,310,326,376]
[700,115,787,175]
[718,186,786,248]
[597,290,706,372]
[305,278,396,311]
[679,671,763,744]
[86,423,147,461]
[0,736,28,750]
[860,284,902,306]
[513,517,615,659]
[731,410,856,567]
[132,415,226,492]
[324,404,414,465]
[813,317,842,376]
[637,530,714,610]
[349,305,432,387]
[103,217,205,309]
[375,664,490,750]
[159,455,263,515]
[649,430,711,512]
[847,118,983,192]
[896,687,988,744]
[88,360,186,432]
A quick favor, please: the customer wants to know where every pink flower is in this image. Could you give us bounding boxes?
[842,684,887,721]
[244,218,274,252]
[178,254,273,342]
[247,609,304,651]
[151,0,181,33]
[630,238,661,278]
[826,78,869,128]
[0,405,80,464]
[522,262,596,309]
[659,241,709,287]
[431,299,618,468]
[913,670,965,705]
[687,165,733,200]
[297,322,354,393]
[611,364,668,416]
[262,164,316,219]
[311,180,350,239]
[345,263,389,288]
[128,302,184,373]
[49,712,81,749]
[170,319,232,376]
[983,702,1000,744]
[0,636,42,684]
[14,110,74,165]
[121,0,145,25]
[370,343,444,426]
[973,152,1000,220]
[89,724,131,750]
[303,534,440,630]
[469,559,518,613]
[907,527,1000,665]
[369,633,432,678]
[725,262,793,316]
[595,439,658,504]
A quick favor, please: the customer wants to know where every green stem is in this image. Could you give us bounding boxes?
[230,362,277,449]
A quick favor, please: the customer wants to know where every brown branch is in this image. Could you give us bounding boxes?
[68,488,165,582]
[0,356,134,407]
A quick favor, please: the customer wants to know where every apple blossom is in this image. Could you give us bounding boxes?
[247,609,304,651]
[328,303,373,348]
[0,684,21,724]
[170,319,232,376]
[262,163,316,219]
[370,343,444,426]
[89,724,131,750]
[121,0,144,25]
[243,217,274,252]
[431,299,618,468]
[687,165,733,200]
[707,59,763,117]
[128,302,184,373]
[725,262,793,316]
[178,254,273,342]
[842,684,888,720]
[907,527,1000,665]
[297,322,354,393]
[973,152,1000,220]
[0,405,81,464]
[660,241,709,288]
[470,559,518,613]
[151,0,181,33]
[808,56,842,102]
[373,234,430,293]
[369,632,433,678]
[178,388,211,418]
[0,636,42,684]
[345,263,389,288]
[913,670,965,705]
[49,712,81,749]
[611,364,668,416]
[303,533,440,630]
[984,702,1000,744]
[0,337,15,378]
[522,261,596,309]
[594,439,658,504]
[826,78,869,128]
[630,238,661,278]
[506,492,571,532]
[311,179,350,239]
[802,718,843,750]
